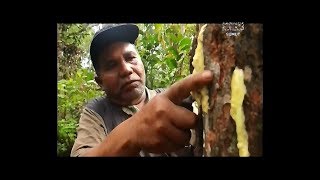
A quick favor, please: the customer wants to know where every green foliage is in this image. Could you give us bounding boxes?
[57,24,99,156]
[136,24,196,89]
[57,68,103,156]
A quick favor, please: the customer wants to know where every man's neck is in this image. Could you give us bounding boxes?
[135,90,147,110]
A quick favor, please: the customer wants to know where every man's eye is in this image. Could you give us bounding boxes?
[126,56,136,61]
[105,62,116,70]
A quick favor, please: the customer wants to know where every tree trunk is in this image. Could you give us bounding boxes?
[190,23,263,157]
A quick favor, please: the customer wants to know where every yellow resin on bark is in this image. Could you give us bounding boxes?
[191,24,209,113]
[230,67,250,157]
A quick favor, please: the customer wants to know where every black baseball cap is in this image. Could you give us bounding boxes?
[90,23,139,68]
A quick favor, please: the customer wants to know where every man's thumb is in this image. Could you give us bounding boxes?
[162,70,213,105]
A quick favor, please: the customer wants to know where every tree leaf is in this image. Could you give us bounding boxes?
[165,57,177,70]
[167,47,178,58]
[148,54,160,67]
[178,38,191,51]
[155,24,163,33]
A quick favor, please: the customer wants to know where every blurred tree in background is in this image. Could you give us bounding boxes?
[57,24,104,156]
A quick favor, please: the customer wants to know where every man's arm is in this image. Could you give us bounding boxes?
[75,70,213,156]
[81,117,141,156]
[70,107,107,157]
[71,107,141,157]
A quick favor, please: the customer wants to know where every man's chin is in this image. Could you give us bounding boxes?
[119,87,145,105]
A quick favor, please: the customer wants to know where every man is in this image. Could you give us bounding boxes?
[70,24,213,157]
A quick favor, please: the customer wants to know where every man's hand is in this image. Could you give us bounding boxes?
[129,70,213,153]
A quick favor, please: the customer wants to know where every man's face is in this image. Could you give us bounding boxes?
[95,42,146,106]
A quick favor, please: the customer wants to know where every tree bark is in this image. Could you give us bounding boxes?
[191,23,263,157]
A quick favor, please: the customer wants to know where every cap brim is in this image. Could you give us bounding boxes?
[90,24,139,62]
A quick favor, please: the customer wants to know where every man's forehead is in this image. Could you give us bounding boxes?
[100,42,137,59]
[104,42,136,52]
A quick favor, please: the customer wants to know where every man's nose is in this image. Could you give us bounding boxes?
[119,60,133,77]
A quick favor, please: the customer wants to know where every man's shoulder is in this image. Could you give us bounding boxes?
[85,96,109,114]
[86,96,106,107]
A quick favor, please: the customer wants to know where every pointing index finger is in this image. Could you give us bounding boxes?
[162,70,213,105]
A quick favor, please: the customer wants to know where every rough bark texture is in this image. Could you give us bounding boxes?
[191,24,263,157]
